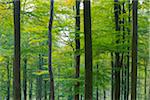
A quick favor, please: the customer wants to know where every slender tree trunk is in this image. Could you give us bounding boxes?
[23,58,27,100]
[57,66,60,100]
[29,80,32,100]
[104,90,106,100]
[131,0,138,100]
[74,0,80,100]
[13,0,21,99]
[149,87,150,100]
[126,1,131,100]
[114,0,121,99]
[111,53,114,100]
[83,0,93,99]
[44,80,47,100]
[6,60,10,100]
[144,60,147,100]
[48,0,55,99]
[121,2,125,100]
[36,54,42,100]
[96,87,98,100]
[96,64,99,100]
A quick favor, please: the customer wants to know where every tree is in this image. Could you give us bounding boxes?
[48,0,55,99]
[23,58,27,100]
[6,59,10,100]
[13,0,21,99]
[36,54,43,100]
[125,1,131,100]
[131,0,138,100]
[84,0,93,99]
[114,0,121,99]
[74,0,80,100]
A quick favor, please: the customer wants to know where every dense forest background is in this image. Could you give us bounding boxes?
[0,0,149,100]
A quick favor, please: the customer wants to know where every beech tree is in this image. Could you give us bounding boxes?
[131,0,138,100]
[13,0,21,100]
[0,0,149,100]
[48,0,55,99]
[84,0,93,99]
[74,0,80,100]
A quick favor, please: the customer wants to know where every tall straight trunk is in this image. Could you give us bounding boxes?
[74,0,80,100]
[57,66,60,100]
[81,95,82,100]
[125,1,131,100]
[144,60,147,100]
[131,0,138,100]
[6,60,10,100]
[36,54,43,100]
[13,0,21,100]
[121,2,125,100]
[48,0,55,99]
[44,80,47,100]
[149,87,150,100]
[111,53,114,100]
[124,0,131,100]
[104,90,106,100]
[29,80,32,100]
[23,58,27,100]
[96,64,99,100]
[83,0,93,100]
[114,0,121,99]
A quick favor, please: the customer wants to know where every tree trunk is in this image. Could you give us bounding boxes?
[36,54,43,100]
[114,0,121,100]
[96,64,99,100]
[131,0,138,100]
[111,53,114,100]
[83,0,93,100]
[74,0,80,100]
[144,60,147,100]
[121,2,125,100]
[57,66,60,100]
[125,1,131,100]
[13,0,21,99]
[23,58,27,100]
[149,87,150,100]
[44,80,47,100]
[48,0,55,99]
[104,90,106,100]
[29,80,32,100]
[6,60,10,100]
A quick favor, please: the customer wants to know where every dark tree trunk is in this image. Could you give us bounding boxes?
[131,0,138,100]
[29,80,33,100]
[111,53,114,100]
[144,60,147,100]
[149,87,150,100]
[121,2,125,100]
[23,58,27,100]
[104,90,106,100]
[81,95,82,100]
[114,0,121,100]
[44,80,47,100]
[96,64,99,100]
[36,54,43,100]
[48,0,55,99]
[83,0,93,100]
[57,66,60,100]
[6,60,10,100]
[74,0,80,100]
[13,0,21,100]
